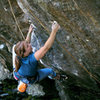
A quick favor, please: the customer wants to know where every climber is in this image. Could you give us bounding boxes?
[12,21,61,93]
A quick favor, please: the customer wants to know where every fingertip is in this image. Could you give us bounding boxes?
[53,21,57,24]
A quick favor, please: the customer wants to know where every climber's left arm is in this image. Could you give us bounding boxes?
[25,25,33,43]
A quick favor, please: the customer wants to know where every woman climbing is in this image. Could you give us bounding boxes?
[12,21,60,93]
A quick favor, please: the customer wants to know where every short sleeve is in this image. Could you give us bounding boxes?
[29,52,38,63]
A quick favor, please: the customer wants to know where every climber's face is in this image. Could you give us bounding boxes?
[15,41,32,57]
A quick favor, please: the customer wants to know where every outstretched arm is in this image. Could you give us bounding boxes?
[25,25,33,43]
[34,21,60,61]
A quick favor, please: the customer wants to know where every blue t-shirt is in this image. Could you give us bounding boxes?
[14,52,38,83]
[18,52,38,77]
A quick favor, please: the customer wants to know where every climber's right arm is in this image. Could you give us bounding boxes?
[34,21,60,61]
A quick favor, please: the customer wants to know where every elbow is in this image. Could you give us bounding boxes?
[44,45,50,51]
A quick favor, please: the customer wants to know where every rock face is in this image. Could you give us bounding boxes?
[0,0,100,100]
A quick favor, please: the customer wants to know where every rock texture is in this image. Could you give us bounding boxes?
[0,0,100,100]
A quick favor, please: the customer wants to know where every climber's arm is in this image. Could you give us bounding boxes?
[25,25,33,43]
[34,21,60,61]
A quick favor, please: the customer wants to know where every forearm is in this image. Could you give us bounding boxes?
[34,30,57,61]
[44,30,57,49]
[25,31,31,43]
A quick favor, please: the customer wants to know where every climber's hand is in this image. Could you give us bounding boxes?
[52,21,60,33]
